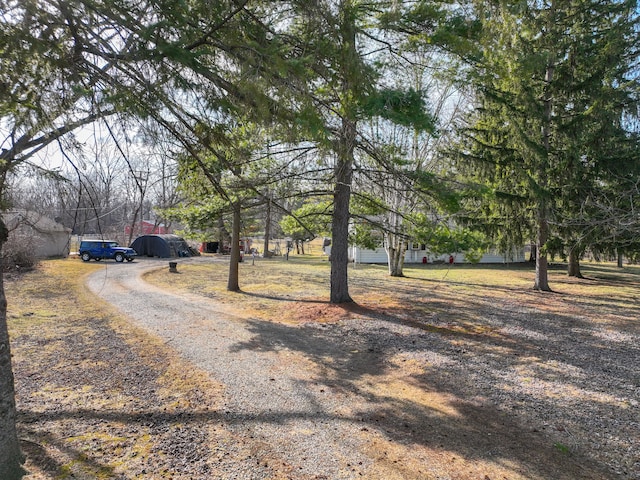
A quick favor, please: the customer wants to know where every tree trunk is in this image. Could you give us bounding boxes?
[217,215,225,254]
[386,246,399,276]
[227,202,241,292]
[127,206,141,245]
[568,247,583,278]
[617,249,624,268]
[534,202,551,291]
[263,196,270,257]
[398,241,407,274]
[0,219,25,479]
[330,150,354,303]
[386,234,406,277]
[534,54,554,292]
[330,3,357,305]
[567,251,582,278]
[534,246,550,291]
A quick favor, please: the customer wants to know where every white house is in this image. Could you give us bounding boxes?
[337,243,528,264]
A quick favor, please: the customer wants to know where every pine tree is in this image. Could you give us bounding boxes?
[452,0,639,290]
[0,0,117,474]
[279,0,442,301]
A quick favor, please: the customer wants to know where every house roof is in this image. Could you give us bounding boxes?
[3,210,71,233]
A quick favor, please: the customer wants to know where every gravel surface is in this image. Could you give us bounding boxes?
[86,257,640,479]
[87,258,371,479]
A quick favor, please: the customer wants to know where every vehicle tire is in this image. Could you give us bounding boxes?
[81,252,91,262]
[95,258,101,261]
[115,253,125,262]
[126,258,134,262]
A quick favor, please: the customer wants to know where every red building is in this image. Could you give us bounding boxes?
[124,220,169,237]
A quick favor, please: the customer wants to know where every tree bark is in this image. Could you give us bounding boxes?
[617,249,624,268]
[534,52,554,292]
[227,202,241,292]
[568,247,583,278]
[127,206,141,245]
[534,200,552,291]
[217,215,225,254]
[386,246,398,276]
[263,195,270,258]
[330,1,357,304]
[386,234,406,277]
[0,219,25,479]
[398,242,407,274]
[330,145,354,303]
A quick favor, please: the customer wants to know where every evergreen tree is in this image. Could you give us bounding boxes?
[170,122,288,291]
[0,0,117,474]
[278,0,441,300]
[450,0,639,290]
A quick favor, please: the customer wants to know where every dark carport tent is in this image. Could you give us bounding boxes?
[130,234,192,258]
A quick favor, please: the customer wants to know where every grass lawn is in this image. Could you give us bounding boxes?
[6,254,639,479]
[146,254,640,328]
[7,260,227,479]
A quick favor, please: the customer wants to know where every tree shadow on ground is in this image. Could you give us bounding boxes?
[15,385,609,480]
[226,312,624,479]
[16,260,638,479]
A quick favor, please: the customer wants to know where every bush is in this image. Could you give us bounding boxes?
[2,231,41,272]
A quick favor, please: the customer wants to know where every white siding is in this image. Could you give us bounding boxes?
[351,246,388,264]
[349,246,527,264]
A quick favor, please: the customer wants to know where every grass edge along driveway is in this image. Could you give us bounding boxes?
[7,257,640,479]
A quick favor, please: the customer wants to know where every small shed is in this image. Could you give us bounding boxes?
[130,234,192,258]
[3,210,71,258]
[200,241,219,253]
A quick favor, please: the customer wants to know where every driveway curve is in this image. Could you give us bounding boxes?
[86,257,372,479]
[85,258,633,480]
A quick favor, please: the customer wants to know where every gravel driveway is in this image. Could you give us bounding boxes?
[87,257,372,479]
[86,257,640,480]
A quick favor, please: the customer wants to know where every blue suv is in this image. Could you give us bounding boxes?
[79,240,137,262]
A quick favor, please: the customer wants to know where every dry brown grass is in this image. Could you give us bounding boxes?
[8,255,639,479]
[145,255,640,328]
[8,260,228,479]
[142,256,640,479]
